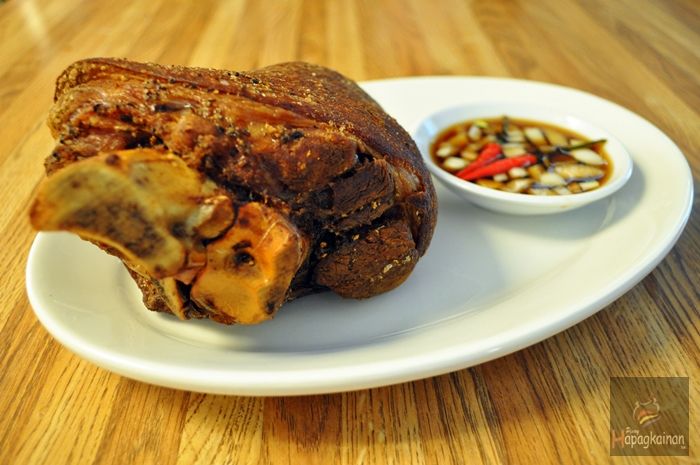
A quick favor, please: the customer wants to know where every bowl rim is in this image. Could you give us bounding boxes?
[413,101,634,209]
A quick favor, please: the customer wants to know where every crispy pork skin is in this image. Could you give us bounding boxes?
[30,58,437,324]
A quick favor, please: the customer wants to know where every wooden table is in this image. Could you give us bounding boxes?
[1,0,697,463]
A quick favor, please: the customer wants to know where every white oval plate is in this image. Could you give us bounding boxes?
[26,77,693,395]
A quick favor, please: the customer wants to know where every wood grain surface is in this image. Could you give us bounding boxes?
[1,0,698,463]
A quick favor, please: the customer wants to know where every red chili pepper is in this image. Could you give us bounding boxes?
[455,142,502,178]
[458,154,537,181]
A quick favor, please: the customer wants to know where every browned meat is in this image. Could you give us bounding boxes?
[30,58,437,324]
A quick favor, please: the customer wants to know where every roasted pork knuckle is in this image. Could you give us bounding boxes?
[30,59,437,324]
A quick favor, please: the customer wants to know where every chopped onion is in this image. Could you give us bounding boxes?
[527,164,545,180]
[579,180,600,191]
[503,143,527,158]
[554,164,605,180]
[538,172,567,187]
[476,179,504,189]
[448,132,469,147]
[553,186,572,195]
[506,128,525,142]
[528,187,554,196]
[508,167,527,178]
[545,129,567,146]
[436,144,457,158]
[468,125,482,141]
[505,178,533,193]
[443,156,468,171]
[569,182,583,193]
[570,148,606,165]
[493,173,508,182]
[460,149,478,161]
[524,127,546,145]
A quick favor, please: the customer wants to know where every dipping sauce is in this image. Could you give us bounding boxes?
[431,116,612,195]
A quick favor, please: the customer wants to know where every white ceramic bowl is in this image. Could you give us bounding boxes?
[414,102,633,215]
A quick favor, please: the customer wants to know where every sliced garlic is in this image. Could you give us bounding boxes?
[554,164,605,181]
[524,127,546,145]
[504,178,533,193]
[443,156,468,171]
[579,180,600,191]
[476,179,504,189]
[545,129,567,146]
[538,172,567,187]
[570,148,606,165]
[508,167,527,178]
[569,182,583,193]
[506,128,525,142]
[468,125,482,141]
[527,164,545,180]
[528,187,554,196]
[460,149,478,161]
[436,144,456,158]
[447,132,469,147]
[503,143,527,158]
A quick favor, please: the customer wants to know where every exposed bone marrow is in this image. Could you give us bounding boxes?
[190,202,308,324]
